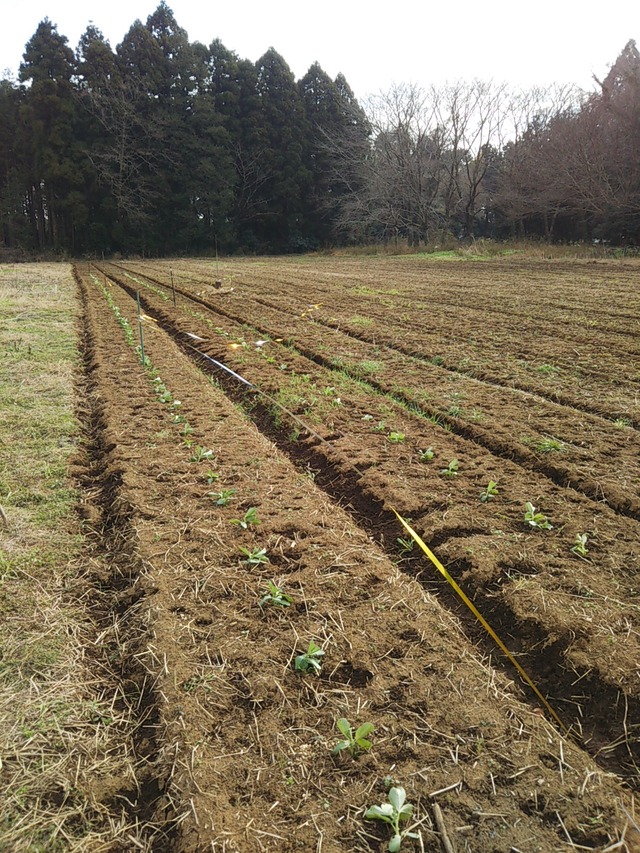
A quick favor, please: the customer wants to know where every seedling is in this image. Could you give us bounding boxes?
[372,421,387,432]
[396,537,415,555]
[240,546,270,566]
[189,445,214,463]
[571,533,589,558]
[210,488,236,506]
[524,502,553,530]
[230,507,260,529]
[205,470,220,484]
[533,437,564,453]
[333,718,374,756]
[294,640,324,674]
[364,787,419,852]
[480,480,499,502]
[440,459,459,477]
[259,580,293,607]
[418,447,434,462]
[388,431,406,443]
[181,423,194,436]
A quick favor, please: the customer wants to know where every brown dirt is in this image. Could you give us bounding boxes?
[72,258,639,852]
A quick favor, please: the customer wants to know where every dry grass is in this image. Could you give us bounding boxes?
[0,265,150,851]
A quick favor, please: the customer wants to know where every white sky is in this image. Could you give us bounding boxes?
[0,0,636,98]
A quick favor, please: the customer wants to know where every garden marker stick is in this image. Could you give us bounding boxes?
[392,510,569,734]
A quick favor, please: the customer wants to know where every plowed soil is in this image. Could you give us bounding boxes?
[72,256,639,852]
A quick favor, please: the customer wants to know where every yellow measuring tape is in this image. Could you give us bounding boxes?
[392,510,568,733]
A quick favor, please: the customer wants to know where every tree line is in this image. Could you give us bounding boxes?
[1,3,638,255]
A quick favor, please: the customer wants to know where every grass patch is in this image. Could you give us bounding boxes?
[0,264,147,851]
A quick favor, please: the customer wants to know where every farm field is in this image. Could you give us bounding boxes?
[2,256,639,852]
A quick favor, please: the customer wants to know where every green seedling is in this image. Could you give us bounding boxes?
[333,718,374,756]
[210,488,236,506]
[533,437,564,452]
[418,447,434,462]
[205,470,220,484]
[372,421,387,432]
[158,389,173,404]
[181,423,194,436]
[388,431,406,443]
[396,537,415,555]
[259,580,293,607]
[613,417,631,429]
[240,546,269,566]
[294,640,324,674]
[230,507,260,529]
[571,533,589,558]
[190,445,214,463]
[524,502,553,530]
[364,787,419,852]
[440,459,459,477]
[480,480,499,502]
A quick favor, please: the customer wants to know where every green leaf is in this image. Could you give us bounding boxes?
[389,835,402,852]
[332,739,350,754]
[355,722,374,740]
[336,718,352,738]
[388,787,406,812]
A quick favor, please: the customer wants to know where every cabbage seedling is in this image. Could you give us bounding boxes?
[364,787,419,852]
[190,446,214,463]
[418,447,434,462]
[333,718,374,756]
[571,533,589,557]
[480,480,499,502]
[230,507,260,529]
[440,459,459,477]
[388,431,406,443]
[210,488,236,506]
[294,640,324,674]
[259,579,292,606]
[524,502,552,530]
[241,546,270,566]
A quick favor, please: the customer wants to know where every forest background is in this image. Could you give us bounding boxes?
[1,2,638,256]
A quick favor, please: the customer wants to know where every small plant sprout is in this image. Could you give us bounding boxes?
[205,470,220,484]
[240,546,269,566]
[210,488,236,506]
[364,787,419,852]
[189,445,214,463]
[294,640,324,674]
[259,580,292,607]
[440,459,459,477]
[533,436,564,453]
[418,447,434,462]
[524,502,553,530]
[230,507,260,529]
[480,480,499,502]
[388,431,406,443]
[396,536,414,556]
[333,718,374,756]
[571,533,589,558]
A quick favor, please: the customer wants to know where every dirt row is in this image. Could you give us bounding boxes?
[92,260,640,785]
[113,259,640,514]
[74,262,638,851]
[74,262,628,850]
[125,257,640,421]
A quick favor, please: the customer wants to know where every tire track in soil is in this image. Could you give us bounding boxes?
[74,270,176,849]
[101,262,639,520]
[96,268,640,787]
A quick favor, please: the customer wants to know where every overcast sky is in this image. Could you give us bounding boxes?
[1,0,636,98]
